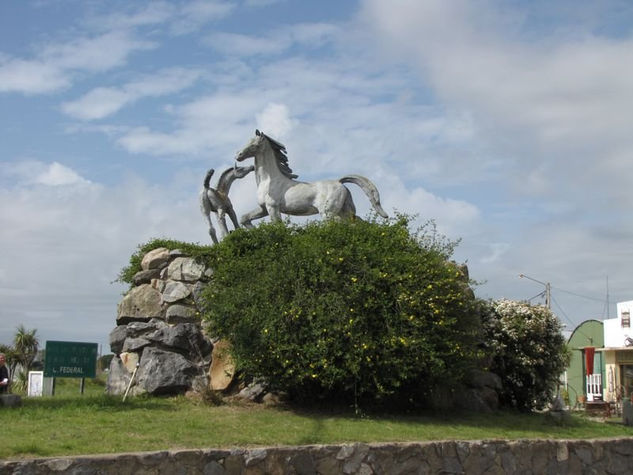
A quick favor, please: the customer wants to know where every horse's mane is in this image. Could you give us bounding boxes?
[262,133,298,179]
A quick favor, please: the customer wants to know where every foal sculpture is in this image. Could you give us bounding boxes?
[235,130,388,227]
[199,165,254,243]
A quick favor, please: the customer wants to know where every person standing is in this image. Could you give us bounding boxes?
[0,353,9,393]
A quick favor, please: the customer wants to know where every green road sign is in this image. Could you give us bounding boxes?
[44,341,98,378]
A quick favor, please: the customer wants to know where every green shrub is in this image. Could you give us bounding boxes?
[482,299,570,411]
[202,217,482,409]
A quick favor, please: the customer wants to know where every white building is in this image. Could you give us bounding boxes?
[600,300,633,402]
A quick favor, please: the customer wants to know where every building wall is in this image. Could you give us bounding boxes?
[604,300,633,348]
[566,320,604,404]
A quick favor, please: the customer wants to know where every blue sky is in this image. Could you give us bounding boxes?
[2,0,633,351]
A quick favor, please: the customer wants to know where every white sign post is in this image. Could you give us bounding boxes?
[27,371,44,397]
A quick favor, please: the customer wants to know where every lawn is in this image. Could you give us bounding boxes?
[2,378,633,460]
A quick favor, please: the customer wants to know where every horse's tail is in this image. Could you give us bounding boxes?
[203,169,215,189]
[339,175,388,218]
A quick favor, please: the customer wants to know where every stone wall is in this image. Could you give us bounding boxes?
[3,438,633,474]
[107,248,215,396]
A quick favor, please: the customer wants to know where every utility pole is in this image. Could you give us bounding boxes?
[519,274,551,310]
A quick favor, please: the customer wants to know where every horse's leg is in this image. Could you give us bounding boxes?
[217,209,230,239]
[227,206,241,231]
[267,204,282,222]
[241,205,268,228]
[208,215,219,244]
[200,192,219,244]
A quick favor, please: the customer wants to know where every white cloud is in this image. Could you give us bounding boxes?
[0,31,155,95]
[62,88,132,121]
[35,162,92,186]
[62,67,201,120]
[170,0,236,35]
[0,57,69,94]
[205,23,339,56]
[256,103,295,138]
[359,0,633,208]
[86,2,176,31]
[0,161,91,187]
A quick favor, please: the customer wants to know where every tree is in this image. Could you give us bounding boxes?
[202,217,482,409]
[482,299,569,411]
[14,325,39,372]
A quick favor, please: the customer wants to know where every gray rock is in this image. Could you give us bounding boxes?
[144,322,211,357]
[192,281,207,307]
[203,460,225,475]
[117,284,163,324]
[245,448,267,467]
[467,369,503,391]
[109,325,130,354]
[148,324,196,352]
[111,319,171,353]
[342,444,369,474]
[162,280,191,303]
[136,347,199,395]
[122,337,152,353]
[237,380,267,402]
[167,257,205,282]
[106,355,132,395]
[141,247,171,271]
[132,268,161,286]
[128,318,169,335]
[166,304,198,324]
[289,452,316,475]
[456,387,498,413]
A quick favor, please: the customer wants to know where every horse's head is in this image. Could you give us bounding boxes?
[235,130,265,162]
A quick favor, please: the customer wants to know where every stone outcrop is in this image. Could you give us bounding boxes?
[457,369,503,413]
[107,248,214,396]
[4,439,633,474]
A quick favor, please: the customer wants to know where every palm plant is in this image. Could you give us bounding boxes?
[13,325,39,372]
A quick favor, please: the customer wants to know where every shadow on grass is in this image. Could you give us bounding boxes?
[284,401,592,438]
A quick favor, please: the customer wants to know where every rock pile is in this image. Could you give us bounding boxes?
[106,248,215,396]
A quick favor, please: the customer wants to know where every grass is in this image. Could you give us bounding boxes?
[2,378,633,460]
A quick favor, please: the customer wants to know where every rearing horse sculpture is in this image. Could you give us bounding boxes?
[235,130,388,227]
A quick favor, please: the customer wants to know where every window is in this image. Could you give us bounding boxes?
[622,310,630,328]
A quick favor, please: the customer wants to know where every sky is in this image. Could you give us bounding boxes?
[1,0,632,353]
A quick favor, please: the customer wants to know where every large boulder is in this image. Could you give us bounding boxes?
[209,340,235,390]
[167,257,206,282]
[110,319,168,354]
[117,284,163,324]
[106,356,134,395]
[147,322,212,356]
[141,247,170,271]
[161,281,191,303]
[165,304,198,324]
[135,347,199,395]
[132,268,161,286]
